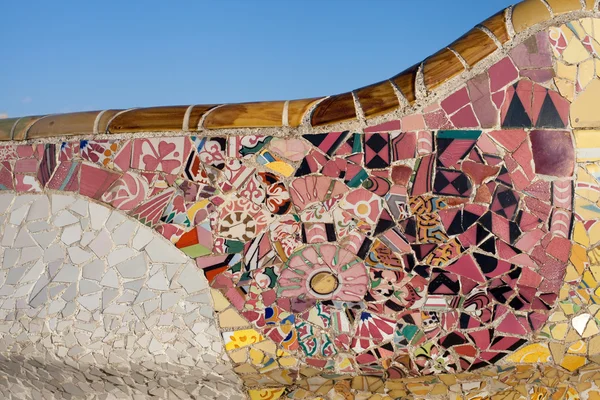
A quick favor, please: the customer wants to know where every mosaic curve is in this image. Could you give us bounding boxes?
[0,193,244,399]
[7,3,600,400]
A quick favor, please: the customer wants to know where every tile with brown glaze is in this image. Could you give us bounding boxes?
[481,10,510,44]
[108,106,189,133]
[423,49,465,91]
[287,97,322,127]
[355,81,400,118]
[391,64,419,104]
[28,111,100,138]
[511,0,551,33]
[96,110,124,134]
[204,101,285,129]
[187,105,219,130]
[11,116,44,140]
[451,28,498,67]
[0,118,18,141]
[310,92,357,126]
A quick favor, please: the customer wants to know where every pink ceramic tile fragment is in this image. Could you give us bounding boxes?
[489,57,519,92]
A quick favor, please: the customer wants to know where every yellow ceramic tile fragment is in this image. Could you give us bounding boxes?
[583,318,600,337]
[223,329,264,351]
[266,161,294,177]
[555,78,576,101]
[593,18,600,37]
[550,311,568,322]
[565,264,581,282]
[566,327,582,342]
[556,61,578,81]
[576,197,600,220]
[561,300,577,314]
[530,387,549,400]
[573,221,591,246]
[234,363,257,374]
[563,36,591,64]
[560,355,587,371]
[278,356,297,368]
[570,244,589,273]
[551,323,569,340]
[568,20,589,38]
[568,340,587,354]
[596,59,600,77]
[579,58,596,90]
[430,384,448,395]
[589,335,600,355]
[591,249,600,266]
[228,348,248,363]
[210,289,230,312]
[507,343,551,363]
[249,348,267,366]
[581,18,594,35]
[574,130,600,161]
[253,339,277,355]
[572,80,600,128]
[248,388,285,400]
[406,382,432,396]
[219,308,251,328]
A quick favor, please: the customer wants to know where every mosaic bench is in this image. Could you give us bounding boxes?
[2,0,600,399]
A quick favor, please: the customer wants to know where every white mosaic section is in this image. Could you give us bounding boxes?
[0,193,244,399]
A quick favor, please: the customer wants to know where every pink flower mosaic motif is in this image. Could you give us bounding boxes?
[279,244,369,302]
[131,138,191,174]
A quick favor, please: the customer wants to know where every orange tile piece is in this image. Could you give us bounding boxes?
[423,49,465,91]
[585,0,596,10]
[204,101,285,129]
[175,229,199,249]
[11,116,44,140]
[310,92,357,126]
[355,80,400,118]
[96,110,124,134]
[287,97,322,127]
[108,106,192,133]
[391,64,418,104]
[450,28,498,67]
[28,111,101,138]
[511,0,551,33]
[546,0,583,13]
[0,118,18,141]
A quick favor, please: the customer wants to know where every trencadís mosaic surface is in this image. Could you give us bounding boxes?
[5,2,600,399]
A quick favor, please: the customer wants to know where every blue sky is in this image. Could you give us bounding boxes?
[0,0,515,118]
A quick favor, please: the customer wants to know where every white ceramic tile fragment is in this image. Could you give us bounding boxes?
[89,202,111,231]
[61,224,82,246]
[0,193,241,398]
[573,313,592,336]
[67,247,93,265]
[51,194,76,214]
[146,238,187,264]
[88,229,113,258]
[53,210,78,227]
[9,204,30,225]
[116,254,147,279]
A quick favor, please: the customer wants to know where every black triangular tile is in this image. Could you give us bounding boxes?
[502,92,532,128]
[536,93,565,128]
